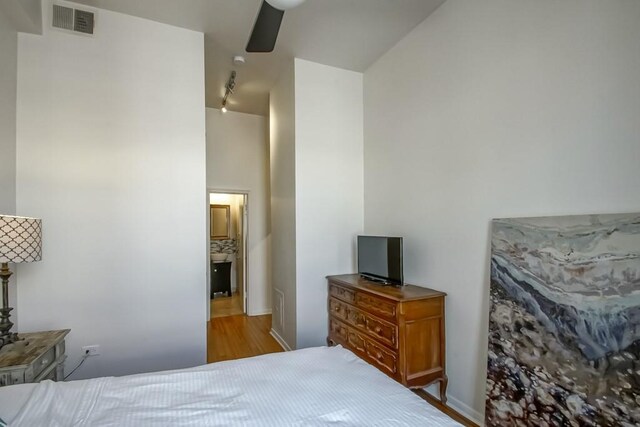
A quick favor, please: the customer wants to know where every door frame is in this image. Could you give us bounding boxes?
[206,188,249,318]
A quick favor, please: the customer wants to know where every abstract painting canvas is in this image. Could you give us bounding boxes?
[486,213,640,426]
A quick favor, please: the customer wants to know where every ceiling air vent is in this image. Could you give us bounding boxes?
[52,4,95,35]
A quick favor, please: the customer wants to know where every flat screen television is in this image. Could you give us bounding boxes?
[357,235,403,285]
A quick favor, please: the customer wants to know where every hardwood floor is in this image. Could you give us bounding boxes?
[210,293,244,318]
[207,314,283,363]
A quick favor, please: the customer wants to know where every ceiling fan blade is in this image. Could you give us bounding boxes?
[246,0,284,53]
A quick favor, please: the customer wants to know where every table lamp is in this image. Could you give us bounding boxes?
[0,215,42,350]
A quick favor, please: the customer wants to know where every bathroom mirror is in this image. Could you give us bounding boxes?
[210,204,230,240]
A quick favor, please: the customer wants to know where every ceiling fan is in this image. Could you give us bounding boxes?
[246,0,306,53]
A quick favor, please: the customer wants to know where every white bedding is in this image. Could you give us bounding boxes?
[1,346,460,426]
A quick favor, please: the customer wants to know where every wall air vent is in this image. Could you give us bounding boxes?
[52,5,73,31]
[52,4,95,35]
[74,9,94,34]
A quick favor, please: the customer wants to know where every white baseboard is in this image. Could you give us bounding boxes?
[448,395,484,426]
[269,329,292,352]
[247,308,272,316]
[424,389,484,426]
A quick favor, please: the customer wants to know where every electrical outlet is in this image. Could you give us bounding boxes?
[82,345,100,356]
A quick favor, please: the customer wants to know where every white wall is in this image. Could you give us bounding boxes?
[269,59,364,349]
[16,2,207,379]
[363,0,640,422]
[269,61,297,348]
[293,59,364,348]
[206,109,271,314]
[0,0,42,35]
[0,8,17,215]
[0,9,19,321]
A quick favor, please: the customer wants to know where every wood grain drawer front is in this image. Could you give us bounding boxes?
[355,309,397,349]
[329,284,355,304]
[329,298,348,320]
[347,329,397,376]
[329,317,349,342]
[330,317,398,377]
[33,347,56,379]
[330,297,397,349]
[365,339,397,376]
[355,293,396,320]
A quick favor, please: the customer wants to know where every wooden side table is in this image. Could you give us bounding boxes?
[0,329,70,386]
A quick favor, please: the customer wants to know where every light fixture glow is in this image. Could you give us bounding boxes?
[221,106,228,113]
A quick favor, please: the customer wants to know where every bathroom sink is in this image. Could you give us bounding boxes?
[211,253,228,262]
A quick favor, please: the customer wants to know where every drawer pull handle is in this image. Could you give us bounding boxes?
[334,306,340,312]
[41,359,49,365]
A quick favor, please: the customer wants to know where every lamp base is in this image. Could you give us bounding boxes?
[0,330,20,349]
[0,263,18,351]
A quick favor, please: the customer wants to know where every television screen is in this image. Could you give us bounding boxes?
[357,236,403,285]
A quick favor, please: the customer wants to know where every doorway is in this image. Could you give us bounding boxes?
[208,191,248,319]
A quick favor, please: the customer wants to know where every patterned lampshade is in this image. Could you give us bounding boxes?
[0,216,42,263]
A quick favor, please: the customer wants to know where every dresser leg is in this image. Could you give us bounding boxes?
[439,376,448,404]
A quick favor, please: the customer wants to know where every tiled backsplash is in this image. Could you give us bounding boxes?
[210,239,237,254]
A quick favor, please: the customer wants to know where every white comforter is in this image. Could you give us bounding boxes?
[5,346,460,426]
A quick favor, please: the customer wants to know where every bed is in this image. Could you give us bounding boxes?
[0,345,460,426]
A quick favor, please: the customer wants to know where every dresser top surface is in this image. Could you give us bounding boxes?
[0,329,70,368]
[327,274,446,301]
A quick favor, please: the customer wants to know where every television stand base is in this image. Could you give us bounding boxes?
[359,274,401,287]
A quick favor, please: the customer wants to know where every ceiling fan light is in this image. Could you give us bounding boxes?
[265,0,306,11]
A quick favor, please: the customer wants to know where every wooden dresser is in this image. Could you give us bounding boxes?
[326,274,448,403]
[0,329,69,386]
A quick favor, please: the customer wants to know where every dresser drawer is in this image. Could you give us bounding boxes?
[0,371,23,386]
[329,284,356,304]
[329,297,397,349]
[34,358,60,382]
[354,292,396,320]
[346,325,397,376]
[329,317,349,342]
[33,346,56,379]
[364,337,398,376]
[329,297,348,319]
[329,318,398,377]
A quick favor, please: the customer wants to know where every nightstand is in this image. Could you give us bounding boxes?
[0,329,70,386]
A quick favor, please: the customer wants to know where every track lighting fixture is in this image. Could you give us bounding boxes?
[221,70,237,113]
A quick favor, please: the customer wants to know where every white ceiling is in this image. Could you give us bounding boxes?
[72,0,446,115]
